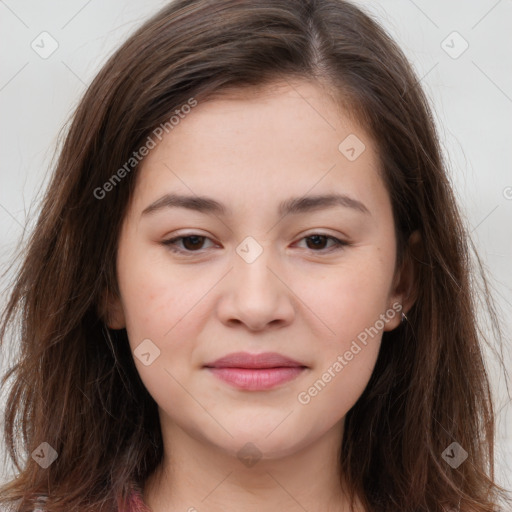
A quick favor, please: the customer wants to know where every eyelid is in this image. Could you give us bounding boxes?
[161,232,349,255]
[161,233,218,254]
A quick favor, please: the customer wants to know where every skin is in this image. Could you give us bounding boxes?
[106,79,418,512]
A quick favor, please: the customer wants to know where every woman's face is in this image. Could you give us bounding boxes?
[109,79,408,461]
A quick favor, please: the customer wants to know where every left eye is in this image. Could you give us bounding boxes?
[295,234,347,251]
[161,234,347,254]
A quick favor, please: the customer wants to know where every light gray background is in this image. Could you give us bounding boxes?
[0,0,511,490]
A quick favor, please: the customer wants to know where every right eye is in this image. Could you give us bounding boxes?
[161,234,217,254]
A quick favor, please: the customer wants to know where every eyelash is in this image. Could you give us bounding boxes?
[161,233,349,255]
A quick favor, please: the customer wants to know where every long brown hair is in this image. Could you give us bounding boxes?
[0,1,510,510]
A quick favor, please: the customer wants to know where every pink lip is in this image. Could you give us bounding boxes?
[204,351,307,391]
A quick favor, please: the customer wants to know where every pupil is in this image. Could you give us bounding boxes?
[307,235,326,250]
[184,236,203,250]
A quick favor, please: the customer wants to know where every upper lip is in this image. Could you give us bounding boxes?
[204,351,307,369]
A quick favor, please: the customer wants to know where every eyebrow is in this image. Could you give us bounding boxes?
[141,192,370,218]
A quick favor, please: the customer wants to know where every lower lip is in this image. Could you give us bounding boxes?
[206,367,305,390]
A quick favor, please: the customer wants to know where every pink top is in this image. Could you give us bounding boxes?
[118,482,152,512]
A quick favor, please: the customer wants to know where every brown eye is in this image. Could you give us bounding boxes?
[181,235,206,251]
[305,235,329,250]
[162,235,215,253]
[162,233,347,255]
[298,234,347,252]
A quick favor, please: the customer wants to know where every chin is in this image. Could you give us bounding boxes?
[213,428,313,462]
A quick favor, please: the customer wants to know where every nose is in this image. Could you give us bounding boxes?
[216,245,295,332]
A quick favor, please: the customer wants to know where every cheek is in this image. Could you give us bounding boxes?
[116,237,205,360]
[117,257,208,417]
[120,274,175,342]
[293,246,394,412]
[296,348,378,423]
[295,264,389,415]
[297,250,395,343]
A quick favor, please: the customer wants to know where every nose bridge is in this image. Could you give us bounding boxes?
[217,235,295,330]
[233,235,279,301]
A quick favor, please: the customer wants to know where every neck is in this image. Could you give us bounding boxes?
[143,414,364,512]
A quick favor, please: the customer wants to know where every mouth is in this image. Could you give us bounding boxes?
[203,351,308,391]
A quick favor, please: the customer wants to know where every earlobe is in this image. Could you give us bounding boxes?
[384,229,423,331]
[98,289,126,330]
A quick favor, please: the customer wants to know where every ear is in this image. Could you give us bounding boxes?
[384,230,422,331]
[98,288,126,330]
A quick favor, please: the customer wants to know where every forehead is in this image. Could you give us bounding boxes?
[131,79,387,218]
